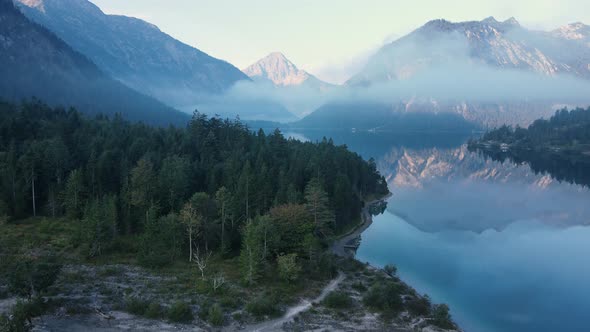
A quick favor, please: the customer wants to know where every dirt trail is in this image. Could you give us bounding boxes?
[244,272,345,332]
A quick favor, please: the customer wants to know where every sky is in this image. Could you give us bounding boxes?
[91,0,590,84]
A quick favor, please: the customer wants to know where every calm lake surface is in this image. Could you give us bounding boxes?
[288,130,590,332]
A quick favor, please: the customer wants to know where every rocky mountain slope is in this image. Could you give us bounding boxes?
[0,0,188,125]
[297,17,590,129]
[243,52,332,89]
[14,0,249,108]
[348,17,590,85]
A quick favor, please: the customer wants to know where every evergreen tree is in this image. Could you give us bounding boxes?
[304,178,334,237]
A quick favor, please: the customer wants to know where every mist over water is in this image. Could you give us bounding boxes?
[289,129,590,332]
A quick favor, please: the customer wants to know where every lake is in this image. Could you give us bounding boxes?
[288,130,590,332]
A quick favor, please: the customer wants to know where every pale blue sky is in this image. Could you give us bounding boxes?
[91,0,590,83]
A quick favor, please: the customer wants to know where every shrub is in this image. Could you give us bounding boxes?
[277,253,301,283]
[125,297,148,316]
[167,301,193,323]
[407,295,431,316]
[432,304,456,329]
[145,302,163,319]
[207,304,224,326]
[383,264,397,278]
[363,282,403,315]
[322,291,352,309]
[245,295,282,318]
[8,257,61,298]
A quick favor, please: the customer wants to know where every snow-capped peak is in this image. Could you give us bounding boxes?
[17,0,45,12]
[243,52,312,86]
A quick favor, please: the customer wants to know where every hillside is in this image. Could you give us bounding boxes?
[15,0,250,107]
[0,0,188,125]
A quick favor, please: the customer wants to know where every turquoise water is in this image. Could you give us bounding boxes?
[357,210,590,332]
[287,130,590,331]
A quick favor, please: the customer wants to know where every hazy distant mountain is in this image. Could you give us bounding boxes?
[348,17,590,85]
[14,0,249,107]
[243,52,333,89]
[299,17,588,129]
[0,0,188,125]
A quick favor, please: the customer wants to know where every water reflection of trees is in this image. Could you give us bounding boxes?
[471,147,590,188]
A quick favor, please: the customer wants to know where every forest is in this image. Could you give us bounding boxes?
[0,98,388,268]
[469,107,590,188]
[475,107,590,147]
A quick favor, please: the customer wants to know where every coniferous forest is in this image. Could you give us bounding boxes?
[0,99,388,266]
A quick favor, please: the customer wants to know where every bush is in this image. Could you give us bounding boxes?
[363,282,403,316]
[167,301,193,323]
[322,291,352,309]
[432,304,456,329]
[125,297,148,316]
[407,295,431,316]
[145,302,163,319]
[245,295,282,318]
[277,253,301,283]
[383,264,397,278]
[0,298,45,332]
[207,304,224,326]
[8,257,61,298]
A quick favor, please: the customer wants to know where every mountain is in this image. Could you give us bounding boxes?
[240,52,336,118]
[243,52,333,89]
[0,0,188,125]
[297,17,588,129]
[14,0,249,108]
[347,17,590,85]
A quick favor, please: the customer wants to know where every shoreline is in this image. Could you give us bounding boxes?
[331,193,393,258]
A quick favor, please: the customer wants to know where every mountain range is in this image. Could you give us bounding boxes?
[348,17,590,85]
[3,1,590,128]
[0,0,188,125]
[294,17,590,129]
[14,0,249,108]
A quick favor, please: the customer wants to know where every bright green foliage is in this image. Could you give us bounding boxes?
[277,253,301,283]
[239,221,262,285]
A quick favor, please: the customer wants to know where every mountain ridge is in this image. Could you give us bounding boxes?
[14,0,250,108]
[0,0,188,125]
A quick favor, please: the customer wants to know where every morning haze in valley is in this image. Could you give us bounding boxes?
[1,0,589,331]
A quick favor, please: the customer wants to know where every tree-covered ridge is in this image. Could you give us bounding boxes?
[477,107,590,147]
[0,100,388,261]
[469,107,590,187]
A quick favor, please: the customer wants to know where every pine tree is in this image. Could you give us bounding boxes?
[304,178,335,237]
